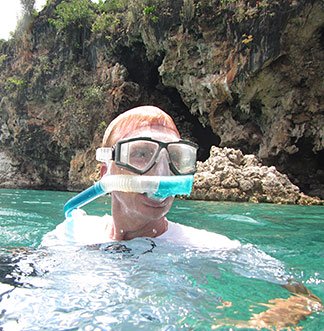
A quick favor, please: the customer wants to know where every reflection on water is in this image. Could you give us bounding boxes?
[0,240,288,331]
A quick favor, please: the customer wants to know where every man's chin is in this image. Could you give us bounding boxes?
[140,193,172,208]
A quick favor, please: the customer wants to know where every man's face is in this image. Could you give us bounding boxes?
[110,125,180,224]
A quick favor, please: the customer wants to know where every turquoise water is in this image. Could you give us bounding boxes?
[0,188,323,330]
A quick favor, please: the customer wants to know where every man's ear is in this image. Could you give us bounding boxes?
[100,164,107,178]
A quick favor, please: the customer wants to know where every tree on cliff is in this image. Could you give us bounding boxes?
[13,0,36,37]
[20,0,36,15]
[49,0,96,57]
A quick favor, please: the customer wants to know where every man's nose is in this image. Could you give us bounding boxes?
[147,149,171,176]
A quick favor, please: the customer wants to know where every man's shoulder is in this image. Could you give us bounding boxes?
[160,221,241,251]
[41,210,112,247]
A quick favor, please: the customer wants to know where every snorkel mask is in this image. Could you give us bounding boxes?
[64,137,198,218]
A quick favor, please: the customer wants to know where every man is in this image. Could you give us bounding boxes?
[41,105,322,329]
[43,105,239,249]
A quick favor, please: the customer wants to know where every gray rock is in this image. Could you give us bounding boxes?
[191,146,323,205]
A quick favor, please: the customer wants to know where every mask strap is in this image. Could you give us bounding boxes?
[96,148,113,163]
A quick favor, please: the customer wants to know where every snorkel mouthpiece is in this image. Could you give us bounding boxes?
[64,175,194,218]
[150,176,193,198]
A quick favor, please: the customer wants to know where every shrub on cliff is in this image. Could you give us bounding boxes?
[48,0,96,31]
[48,0,97,57]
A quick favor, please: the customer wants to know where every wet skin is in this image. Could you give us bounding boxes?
[105,126,180,240]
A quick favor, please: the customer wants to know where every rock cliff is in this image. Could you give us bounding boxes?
[0,0,323,201]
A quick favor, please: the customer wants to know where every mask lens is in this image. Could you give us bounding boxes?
[168,143,197,175]
[119,140,159,172]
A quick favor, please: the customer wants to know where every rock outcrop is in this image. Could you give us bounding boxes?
[0,0,323,201]
[0,150,42,188]
[192,146,323,205]
[158,0,324,198]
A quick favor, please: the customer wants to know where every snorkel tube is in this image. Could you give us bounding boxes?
[64,175,194,218]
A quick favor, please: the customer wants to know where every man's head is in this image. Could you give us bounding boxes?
[98,105,196,236]
[102,106,180,148]
[100,106,186,178]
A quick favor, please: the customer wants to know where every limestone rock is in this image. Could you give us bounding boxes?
[190,146,322,204]
[0,151,42,188]
[0,0,322,199]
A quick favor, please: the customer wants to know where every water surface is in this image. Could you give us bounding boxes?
[0,189,323,330]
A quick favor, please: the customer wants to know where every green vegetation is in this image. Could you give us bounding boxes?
[48,0,96,30]
[5,76,26,91]
[91,0,128,36]
[143,5,159,23]
[48,0,164,35]
[217,0,274,22]
[0,54,7,66]
[83,85,105,105]
[99,0,128,12]
[97,120,107,133]
[220,0,237,5]
[92,12,121,35]
[7,77,25,86]
[63,95,77,107]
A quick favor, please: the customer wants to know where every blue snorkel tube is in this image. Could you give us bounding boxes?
[64,175,194,218]
[64,182,106,218]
